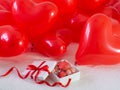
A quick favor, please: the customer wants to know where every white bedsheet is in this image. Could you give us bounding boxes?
[0,43,120,90]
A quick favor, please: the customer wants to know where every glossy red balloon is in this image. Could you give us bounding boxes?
[66,12,89,42]
[56,28,73,46]
[50,0,77,15]
[34,33,67,57]
[0,25,28,57]
[100,6,120,22]
[47,16,64,32]
[76,14,120,65]
[34,0,77,15]
[77,0,109,13]
[12,0,58,42]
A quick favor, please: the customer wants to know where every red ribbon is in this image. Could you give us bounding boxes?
[0,61,71,87]
[27,61,50,81]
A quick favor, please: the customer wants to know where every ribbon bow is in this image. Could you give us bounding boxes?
[27,61,50,81]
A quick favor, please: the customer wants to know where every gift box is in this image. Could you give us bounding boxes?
[49,60,80,84]
[22,61,57,80]
[22,60,80,85]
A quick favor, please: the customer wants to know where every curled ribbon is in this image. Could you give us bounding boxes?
[0,61,71,87]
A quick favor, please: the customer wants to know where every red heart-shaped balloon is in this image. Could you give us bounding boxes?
[76,13,120,65]
[12,0,58,42]
[0,25,28,57]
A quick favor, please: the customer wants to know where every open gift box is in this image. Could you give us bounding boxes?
[49,60,80,84]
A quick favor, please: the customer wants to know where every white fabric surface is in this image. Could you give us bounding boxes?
[0,43,120,90]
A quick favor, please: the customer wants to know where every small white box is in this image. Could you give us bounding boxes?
[22,61,57,80]
[49,60,80,84]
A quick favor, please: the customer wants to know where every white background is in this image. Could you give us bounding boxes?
[0,43,120,90]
